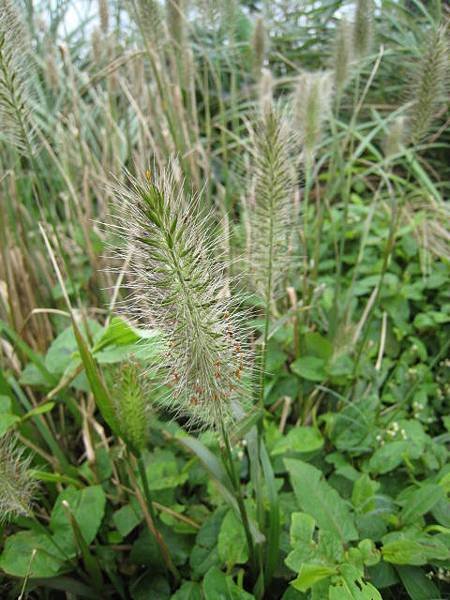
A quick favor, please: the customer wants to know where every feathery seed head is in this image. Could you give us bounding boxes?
[293,70,333,166]
[245,106,299,301]
[408,25,449,145]
[0,0,36,154]
[134,0,165,51]
[99,0,109,34]
[333,19,353,93]
[252,16,267,78]
[110,164,252,430]
[352,0,374,59]
[0,434,37,523]
[166,0,186,49]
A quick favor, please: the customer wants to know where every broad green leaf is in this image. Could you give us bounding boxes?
[93,316,140,352]
[290,512,316,547]
[328,564,382,599]
[0,412,20,435]
[304,332,333,360]
[396,566,440,600]
[218,509,248,568]
[131,573,171,600]
[113,503,142,538]
[291,564,337,592]
[202,566,255,600]
[190,507,226,577]
[368,441,408,474]
[0,531,66,578]
[50,485,106,555]
[400,484,445,525]
[144,449,188,490]
[382,536,449,565]
[272,426,323,455]
[291,357,327,382]
[352,475,379,514]
[284,459,358,542]
[170,581,202,600]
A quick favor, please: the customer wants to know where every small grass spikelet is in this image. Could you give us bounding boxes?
[113,361,149,456]
[408,25,449,145]
[293,70,333,166]
[352,0,374,58]
[245,106,298,303]
[111,164,251,430]
[0,0,36,154]
[0,433,37,523]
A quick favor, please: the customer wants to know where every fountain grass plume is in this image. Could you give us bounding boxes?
[293,70,333,167]
[252,16,267,78]
[0,0,36,155]
[0,433,37,523]
[245,105,298,304]
[110,163,252,430]
[333,19,353,93]
[408,25,449,145]
[352,0,374,59]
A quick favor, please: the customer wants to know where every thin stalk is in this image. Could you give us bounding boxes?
[220,424,257,579]
[128,454,180,582]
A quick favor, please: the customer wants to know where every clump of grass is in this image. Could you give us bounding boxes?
[407,25,449,144]
[111,165,251,430]
[0,433,37,523]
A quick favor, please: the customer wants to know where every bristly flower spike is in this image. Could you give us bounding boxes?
[110,163,252,430]
[113,360,149,456]
[333,18,353,94]
[352,0,374,59]
[0,433,37,523]
[293,71,333,167]
[244,105,298,304]
[0,0,36,155]
[408,25,449,145]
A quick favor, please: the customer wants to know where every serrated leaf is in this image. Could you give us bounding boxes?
[284,459,358,543]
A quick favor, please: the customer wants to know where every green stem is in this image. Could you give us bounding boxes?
[220,425,257,579]
[135,454,180,583]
